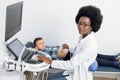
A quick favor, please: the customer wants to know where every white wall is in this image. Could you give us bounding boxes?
[0,0,120,80]
[18,0,120,54]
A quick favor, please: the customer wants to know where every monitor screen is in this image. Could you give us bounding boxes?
[5,1,23,41]
[7,38,24,60]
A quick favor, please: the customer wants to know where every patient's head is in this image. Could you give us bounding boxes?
[34,37,46,50]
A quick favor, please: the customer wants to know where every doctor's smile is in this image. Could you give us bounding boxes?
[77,16,92,38]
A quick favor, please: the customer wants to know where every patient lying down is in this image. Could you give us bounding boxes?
[33,37,69,60]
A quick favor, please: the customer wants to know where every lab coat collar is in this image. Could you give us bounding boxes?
[79,32,95,43]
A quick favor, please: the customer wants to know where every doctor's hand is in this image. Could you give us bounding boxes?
[57,48,68,59]
[37,56,52,64]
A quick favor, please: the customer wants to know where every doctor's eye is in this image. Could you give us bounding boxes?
[77,23,90,27]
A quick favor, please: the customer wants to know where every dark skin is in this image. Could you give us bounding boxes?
[37,16,92,64]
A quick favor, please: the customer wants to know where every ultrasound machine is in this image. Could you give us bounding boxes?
[5,38,51,72]
[0,0,50,73]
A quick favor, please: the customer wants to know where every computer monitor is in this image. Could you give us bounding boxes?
[7,38,24,60]
[5,1,23,42]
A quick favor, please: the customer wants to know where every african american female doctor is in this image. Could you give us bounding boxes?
[38,5,103,80]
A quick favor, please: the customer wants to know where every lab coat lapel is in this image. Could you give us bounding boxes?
[74,33,93,56]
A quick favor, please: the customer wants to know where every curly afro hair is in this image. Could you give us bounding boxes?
[75,5,103,32]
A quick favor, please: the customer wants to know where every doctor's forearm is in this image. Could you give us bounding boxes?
[51,60,74,70]
[51,52,95,70]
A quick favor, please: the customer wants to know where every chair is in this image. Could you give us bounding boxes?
[89,60,98,72]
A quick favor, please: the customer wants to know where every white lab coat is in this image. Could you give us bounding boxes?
[51,33,98,80]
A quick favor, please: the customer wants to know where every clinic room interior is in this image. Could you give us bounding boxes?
[0,0,120,80]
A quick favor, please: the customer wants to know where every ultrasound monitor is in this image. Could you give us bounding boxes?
[7,38,24,60]
[6,38,45,64]
[5,1,23,42]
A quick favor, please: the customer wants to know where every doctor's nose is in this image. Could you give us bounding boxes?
[77,25,84,30]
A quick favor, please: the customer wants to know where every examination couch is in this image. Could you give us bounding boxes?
[94,65,120,80]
